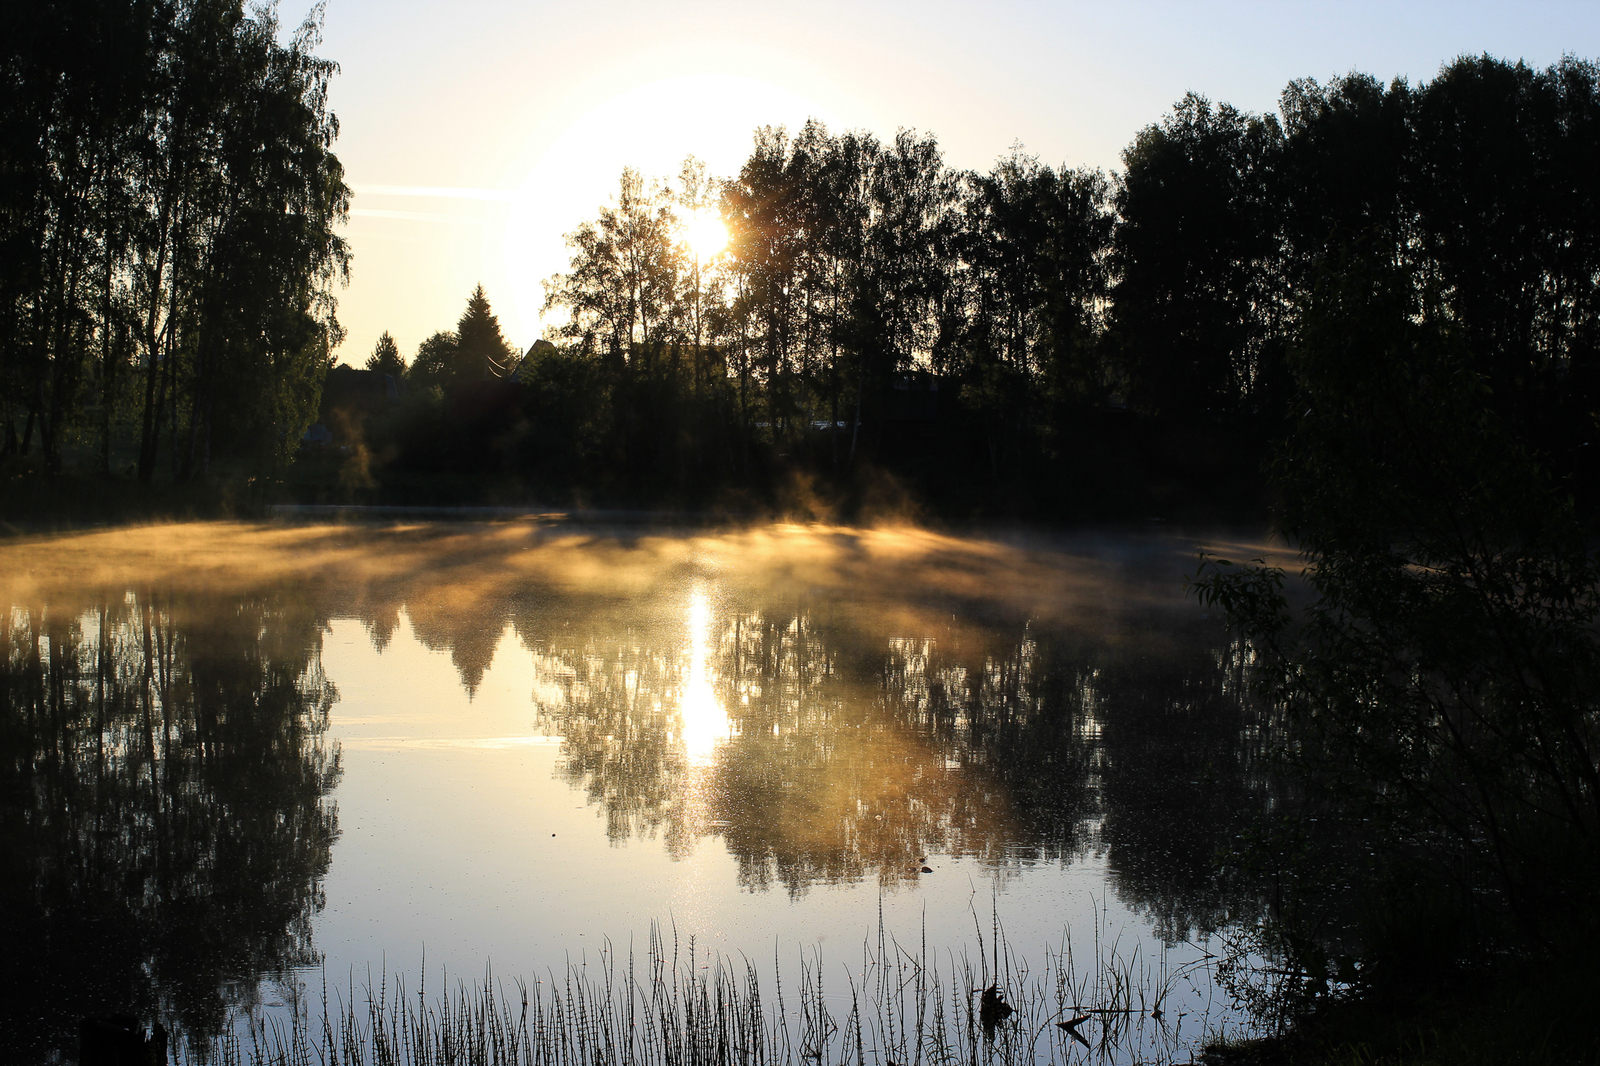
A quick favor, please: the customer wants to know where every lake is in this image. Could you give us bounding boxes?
[0,520,1286,1064]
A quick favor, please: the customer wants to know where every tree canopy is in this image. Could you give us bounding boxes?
[1,0,349,481]
[514,55,1598,515]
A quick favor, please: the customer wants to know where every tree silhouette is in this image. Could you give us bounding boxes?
[454,284,516,383]
[1195,252,1600,961]
[258,52,1600,524]
[956,149,1114,476]
[407,330,458,390]
[1110,93,1287,425]
[544,169,681,369]
[0,0,348,481]
[364,331,407,378]
[0,587,341,1058]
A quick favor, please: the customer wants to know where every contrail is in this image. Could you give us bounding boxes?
[349,208,485,225]
[351,184,516,202]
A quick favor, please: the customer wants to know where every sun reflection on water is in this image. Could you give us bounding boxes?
[680,585,730,766]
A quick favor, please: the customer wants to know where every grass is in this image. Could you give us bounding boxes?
[182,910,1245,1066]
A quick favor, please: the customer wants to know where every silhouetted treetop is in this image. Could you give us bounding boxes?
[365,331,407,378]
[408,330,458,391]
[456,284,517,382]
[504,55,1600,517]
[1111,92,1288,423]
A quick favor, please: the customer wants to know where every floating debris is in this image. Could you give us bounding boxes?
[978,984,1014,1034]
[1057,1013,1092,1048]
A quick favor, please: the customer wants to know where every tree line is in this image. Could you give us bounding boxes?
[0,0,349,483]
[7,40,1596,519]
[346,53,1597,515]
[1174,57,1600,1015]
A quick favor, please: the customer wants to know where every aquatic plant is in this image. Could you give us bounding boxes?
[190,911,1243,1066]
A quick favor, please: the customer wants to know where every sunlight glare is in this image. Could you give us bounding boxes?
[505,74,838,340]
[680,586,730,767]
[684,213,729,260]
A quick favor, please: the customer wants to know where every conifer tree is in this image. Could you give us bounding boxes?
[365,331,407,377]
[454,285,515,382]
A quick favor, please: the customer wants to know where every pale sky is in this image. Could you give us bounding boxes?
[310,0,1600,366]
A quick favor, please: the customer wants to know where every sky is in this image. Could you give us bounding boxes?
[308,0,1600,366]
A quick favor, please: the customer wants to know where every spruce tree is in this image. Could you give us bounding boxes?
[454,285,515,382]
[365,331,407,377]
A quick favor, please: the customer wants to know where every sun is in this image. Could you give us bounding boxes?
[503,74,840,338]
[683,212,729,260]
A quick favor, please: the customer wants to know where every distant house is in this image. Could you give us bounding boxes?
[506,339,555,383]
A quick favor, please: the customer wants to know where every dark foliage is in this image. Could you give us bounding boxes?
[363,331,405,378]
[322,55,1597,527]
[1195,253,1600,1004]
[0,0,348,483]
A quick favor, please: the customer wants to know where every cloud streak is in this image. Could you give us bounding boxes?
[352,183,516,202]
[349,207,485,225]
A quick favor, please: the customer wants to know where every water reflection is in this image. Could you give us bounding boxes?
[681,586,729,766]
[525,576,1271,911]
[0,588,341,1060]
[0,520,1286,1057]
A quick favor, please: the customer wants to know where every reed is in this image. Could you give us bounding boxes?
[190,911,1242,1066]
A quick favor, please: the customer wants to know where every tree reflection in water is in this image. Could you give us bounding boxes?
[523,559,1274,922]
[0,587,341,1060]
[0,521,1284,1057]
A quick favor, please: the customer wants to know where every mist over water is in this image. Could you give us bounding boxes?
[1,520,1287,1061]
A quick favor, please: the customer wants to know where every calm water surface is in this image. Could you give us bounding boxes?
[0,520,1283,1062]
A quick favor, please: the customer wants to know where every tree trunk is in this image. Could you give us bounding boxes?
[830,380,840,470]
[100,231,116,476]
[137,155,178,484]
[139,239,180,484]
[164,334,180,480]
[138,331,162,482]
[848,350,867,468]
